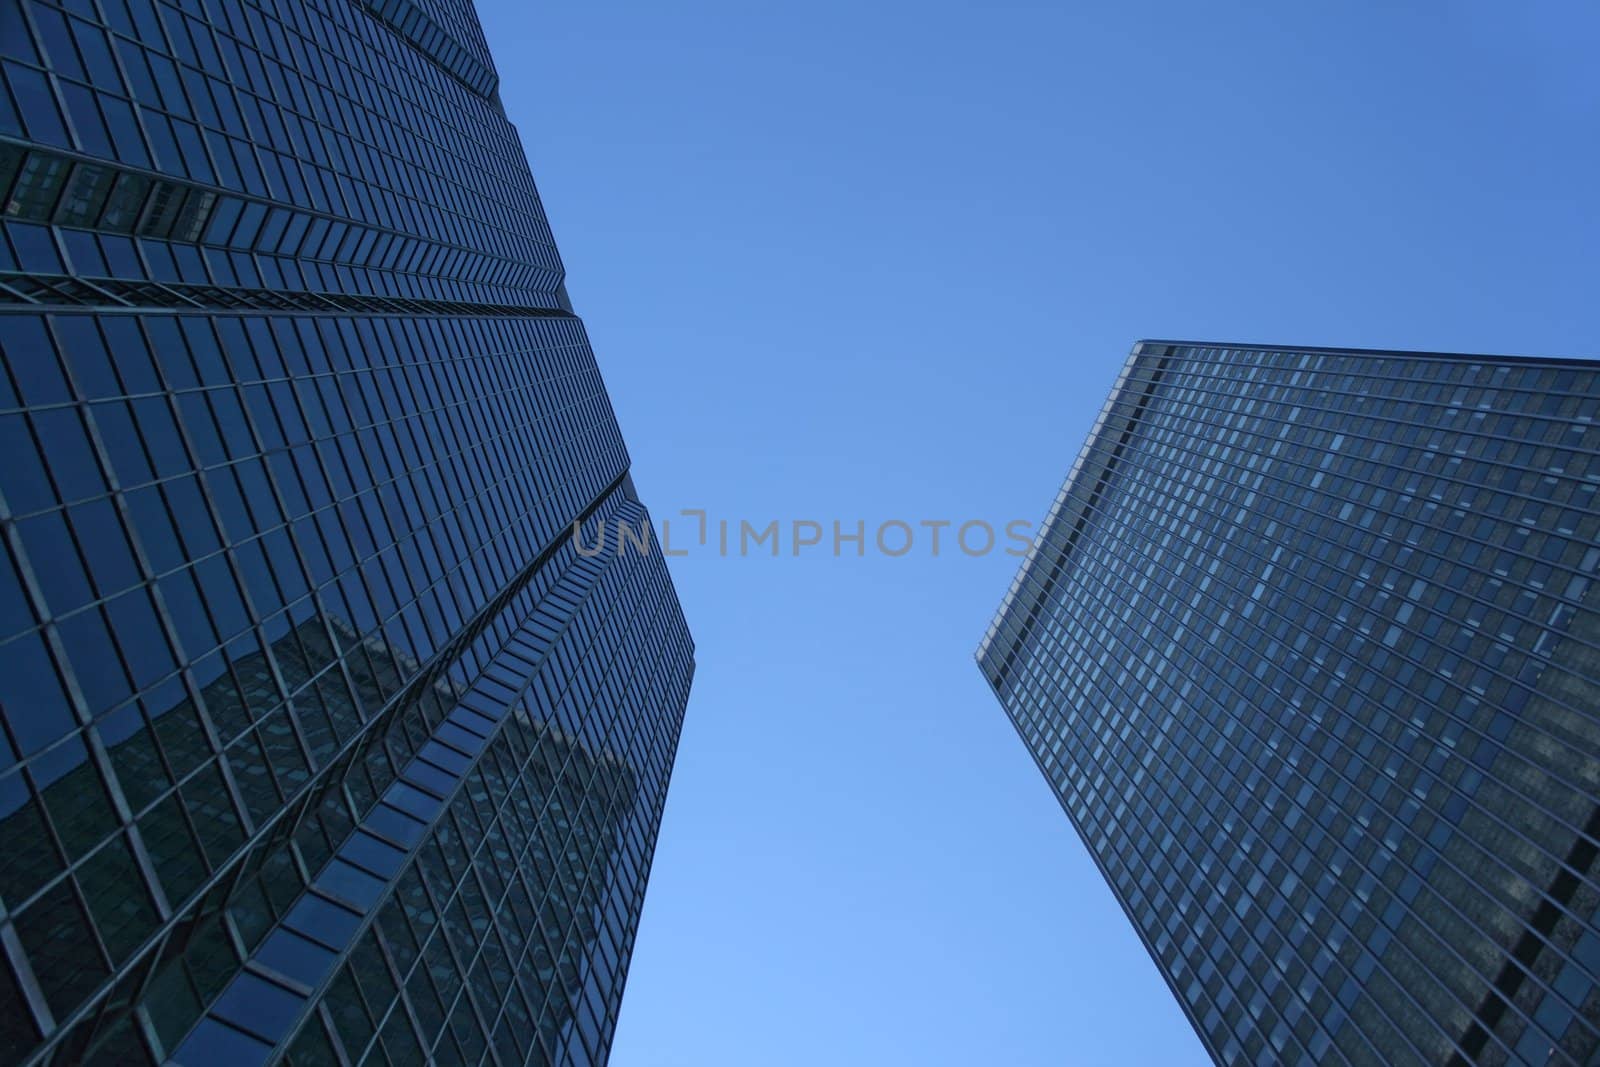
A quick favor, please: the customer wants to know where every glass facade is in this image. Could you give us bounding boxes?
[0,2,694,1065]
[979,342,1600,1066]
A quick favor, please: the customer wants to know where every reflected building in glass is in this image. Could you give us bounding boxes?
[0,1,694,1065]
[979,342,1600,1065]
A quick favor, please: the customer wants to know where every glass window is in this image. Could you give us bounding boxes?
[0,768,65,907]
[33,406,105,503]
[52,163,117,228]
[75,835,159,964]
[17,510,91,615]
[3,317,70,405]
[212,972,306,1042]
[0,414,54,513]
[285,894,361,952]
[255,927,336,989]
[97,703,171,813]
[54,606,128,716]
[4,153,70,221]
[69,498,140,597]
[97,171,152,233]
[104,587,174,689]
[14,876,109,1016]
[173,1017,272,1067]
[316,859,385,912]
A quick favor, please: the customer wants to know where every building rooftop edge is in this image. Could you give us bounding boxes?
[974,343,1151,669]
[976,338,1600,678]
[1134,339,1600,367]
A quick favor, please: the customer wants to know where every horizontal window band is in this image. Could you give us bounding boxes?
[359,0,500,100]
[0,271,574,319]
[0,138,554,285]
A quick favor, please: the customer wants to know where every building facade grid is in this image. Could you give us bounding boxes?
[981,343,1600,1066]
[0,0,695,1064]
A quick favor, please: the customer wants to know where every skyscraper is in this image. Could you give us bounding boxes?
[0,2,694,1065]
[979,342,1600,1066]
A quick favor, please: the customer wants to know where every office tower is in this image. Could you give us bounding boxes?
[0,2,695,1065]
[979,342,1600,1066]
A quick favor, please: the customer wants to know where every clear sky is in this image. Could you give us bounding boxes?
[474,3,1598,1064]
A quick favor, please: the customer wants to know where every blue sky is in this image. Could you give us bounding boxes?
[474,2,1599,1063]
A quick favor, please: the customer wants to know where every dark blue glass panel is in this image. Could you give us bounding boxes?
[172,1017,273,1067]
[254,928,336,990]
[211,972,305,1042]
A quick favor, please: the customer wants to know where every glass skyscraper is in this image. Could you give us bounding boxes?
[979,342,1600,1066]
[0,2,693,1065]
